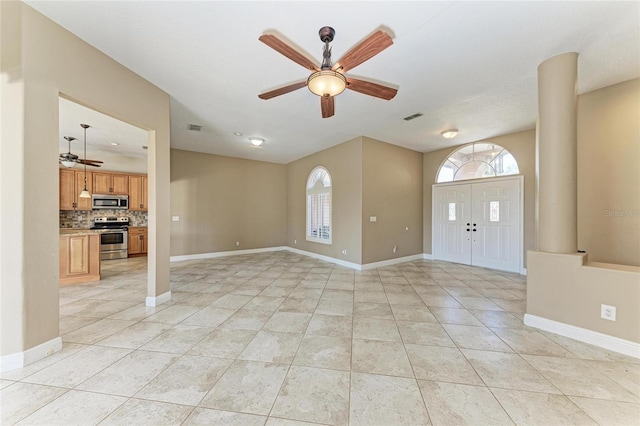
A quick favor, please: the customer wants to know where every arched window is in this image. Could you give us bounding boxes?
[436,143,519,183]
[306,166,332,244]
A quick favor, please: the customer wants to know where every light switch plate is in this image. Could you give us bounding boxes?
[172,216,180,222]
[370,216,377,222]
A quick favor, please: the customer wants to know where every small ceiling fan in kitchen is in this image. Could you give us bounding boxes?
[258,26,398,118]
[59,135,103,168]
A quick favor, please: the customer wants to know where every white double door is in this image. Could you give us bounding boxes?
[433,177,522,273]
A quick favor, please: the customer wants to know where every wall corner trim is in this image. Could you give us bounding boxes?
[146,291,172,307]
[170,247,288,263]
[285,247,362,270]
[0,337,63,373]
[524,314,640,359]
[361,254,425,270]
[423,253,434,260]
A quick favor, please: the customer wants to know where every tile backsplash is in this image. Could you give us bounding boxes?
[60,210,148,228]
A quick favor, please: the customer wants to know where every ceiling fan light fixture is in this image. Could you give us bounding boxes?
[307,70,346,97]
[61,160,77,168]
[441,129,459,139]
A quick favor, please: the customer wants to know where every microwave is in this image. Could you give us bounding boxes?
[92,194,129,210]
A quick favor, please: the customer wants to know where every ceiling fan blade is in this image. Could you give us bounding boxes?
[81,159,103,163]
[259,34,320,71]
[333,30,393,73]
[321,96,335,118]
[346,77,398,100]
[259,80,308,100]
[78,161,101,167]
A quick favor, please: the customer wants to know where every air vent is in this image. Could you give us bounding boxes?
[403,113,424,121]
[187,124,202,131]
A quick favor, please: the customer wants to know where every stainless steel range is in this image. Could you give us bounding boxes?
[91,216,129,260]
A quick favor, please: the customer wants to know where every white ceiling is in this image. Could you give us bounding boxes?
[31,1,640,164]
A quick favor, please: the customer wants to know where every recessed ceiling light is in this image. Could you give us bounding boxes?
[441,129,459,139]
[234,132,243,137]
[249,137,264,147]
[110,142,120,146]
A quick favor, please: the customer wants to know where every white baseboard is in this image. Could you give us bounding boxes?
[170,246,287,263]
[524,314,640,359]
[361,254,425,270]
[171,246,432,272]
[521,267,528,276]
[146,291,172,307]
[423,253,434,260]
[285,247,361,270]
[1,337,62,373]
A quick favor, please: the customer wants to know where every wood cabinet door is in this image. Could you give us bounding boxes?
[140,229,148,253]
[93,172,112,194]
[75,170,93,210]
[59,169,77,210]
[129,175,147,210]
[68,235,89,275]
[111,174,129,195]
[128,231,142,255]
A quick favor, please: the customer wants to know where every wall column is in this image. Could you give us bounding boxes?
[537,52,578,253]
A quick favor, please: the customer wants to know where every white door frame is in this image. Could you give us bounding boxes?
[432,175,525,274]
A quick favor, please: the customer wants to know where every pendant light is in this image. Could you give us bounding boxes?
[78,124,91,199]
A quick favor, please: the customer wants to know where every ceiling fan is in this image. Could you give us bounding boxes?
[258,26,398,118]
[59,135,103,168]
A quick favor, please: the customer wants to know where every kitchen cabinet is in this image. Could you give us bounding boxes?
[59,169,93,210]
[59,233,100,285]
[129,174,148,211]
[93,172,129,195]
[128,227,148,256]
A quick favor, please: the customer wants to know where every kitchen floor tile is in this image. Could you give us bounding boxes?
[187,328,257,359]
[135,354,232,405]
[406,344,483,385]
[0,382,68,425]
[271,366,350,425]
[418,381,513,426]
[183,408,266,426]
[200,360,288,415]
[351,339,413,378]
[100,398,193,425]
[238,331,303,364]
[293,335,351,371]
[17,389,126,426]
[75,350,179,396]
[349,372,430,426]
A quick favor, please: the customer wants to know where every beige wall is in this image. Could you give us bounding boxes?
[423,130,536,264]
[577,78,640,266]
[286,138,363,264]
[527,252,639,343]
[170,149,286,256]
[1,3,171,358]
[362,137,423,264]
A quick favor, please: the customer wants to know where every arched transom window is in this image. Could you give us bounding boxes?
[436,143,519,183]
[306,166,332,244]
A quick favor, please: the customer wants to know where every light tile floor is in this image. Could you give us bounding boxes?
[2,252,639,425]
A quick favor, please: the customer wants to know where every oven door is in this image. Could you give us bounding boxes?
[99,230,128,251]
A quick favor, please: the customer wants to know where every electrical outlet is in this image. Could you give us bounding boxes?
[393,245,397,254]
[236,241,240,247]
[601,304,616,321]
[342,249,347,255]
[172,216,180,222]
[294,239,297,245]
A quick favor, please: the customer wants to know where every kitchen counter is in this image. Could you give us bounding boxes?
[60,228,109,236]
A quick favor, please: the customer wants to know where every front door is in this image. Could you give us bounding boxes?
[433,177,522,273]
